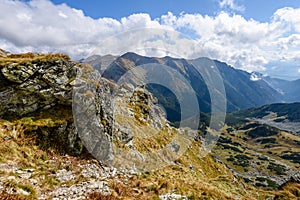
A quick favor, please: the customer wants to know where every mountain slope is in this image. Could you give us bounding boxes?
[82,54,117,74]
[217,103,300,191]
[228,102,300,123]
[212,121,300,190]
[251,72,300,102]
[226,102,300,136]
[97,52,283,121]
[282,79,300,102]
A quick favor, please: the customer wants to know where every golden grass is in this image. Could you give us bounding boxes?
[88,192,117,200]
[0,116,91,197]
[0,191,25,200]
[0,53,70,66]
[0,115,298,199]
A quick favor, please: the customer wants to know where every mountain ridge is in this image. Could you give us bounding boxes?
[84,52,289,121]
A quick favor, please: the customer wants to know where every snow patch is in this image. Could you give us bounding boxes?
[250,72,262,81]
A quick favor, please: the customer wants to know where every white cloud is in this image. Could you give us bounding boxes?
[0,0,167,58]
[58,11,68,19]
[273,7,300,32]
[219,0,245,12]
[160,9,300,72]
[0,0,299,75]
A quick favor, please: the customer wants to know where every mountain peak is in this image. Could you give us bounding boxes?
[121,52,142,60]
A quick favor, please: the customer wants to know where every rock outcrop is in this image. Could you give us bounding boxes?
[0,53,75,117]
[72,67,114,164]
[0,53,114,156]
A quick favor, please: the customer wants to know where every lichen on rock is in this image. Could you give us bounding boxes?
[0,53,83,155]
[0,54,75,118]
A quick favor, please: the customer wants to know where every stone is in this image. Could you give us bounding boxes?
[56,169,75,183]
[0,54,85,155]
[118,125,133,144]
[168,142,180,153]
[17,188,30,196]
[159,193,188,200]
[0,56,76,118]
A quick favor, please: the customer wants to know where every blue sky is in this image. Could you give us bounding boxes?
[1,0,300,80]
[49,0,299,22]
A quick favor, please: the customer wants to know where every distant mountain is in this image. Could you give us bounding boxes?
[281,79,300,102]
[0,48,9,56]
[249,72,300,102]
[207,61,282,111]
[82,54,118,74]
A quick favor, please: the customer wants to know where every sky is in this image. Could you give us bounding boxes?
[0,0,300,80]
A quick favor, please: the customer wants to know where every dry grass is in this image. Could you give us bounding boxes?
[110,181,135,197]
[111,92,280,199]
[109,138,280,199]
[88,192,117,200]
[0,115,297,199]
[0,116,93,197]
[275,183,300,199]
[0,191,25,200]
[0,53,70,66]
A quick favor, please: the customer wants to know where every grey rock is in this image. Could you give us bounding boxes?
[291,171,300,183]
[118,125,133,144]
[0,55,84,155]
[159,193,188,200]
[56,169,75,183]
[168,142,180,153]
[50,181,110,199]
[0,57,76,117]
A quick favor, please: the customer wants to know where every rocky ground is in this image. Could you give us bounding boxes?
[0,156,189,199]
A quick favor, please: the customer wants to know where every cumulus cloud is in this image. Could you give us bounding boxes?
[160,9,300,72]
[0,0,164,58]
[219,0,245,12]
[0,0,299,75]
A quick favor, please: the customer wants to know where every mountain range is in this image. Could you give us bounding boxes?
[84,52,300,193]
[83,52,300,122]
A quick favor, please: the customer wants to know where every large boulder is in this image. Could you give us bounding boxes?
[0,53,114,157]
[0,53,75,117]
